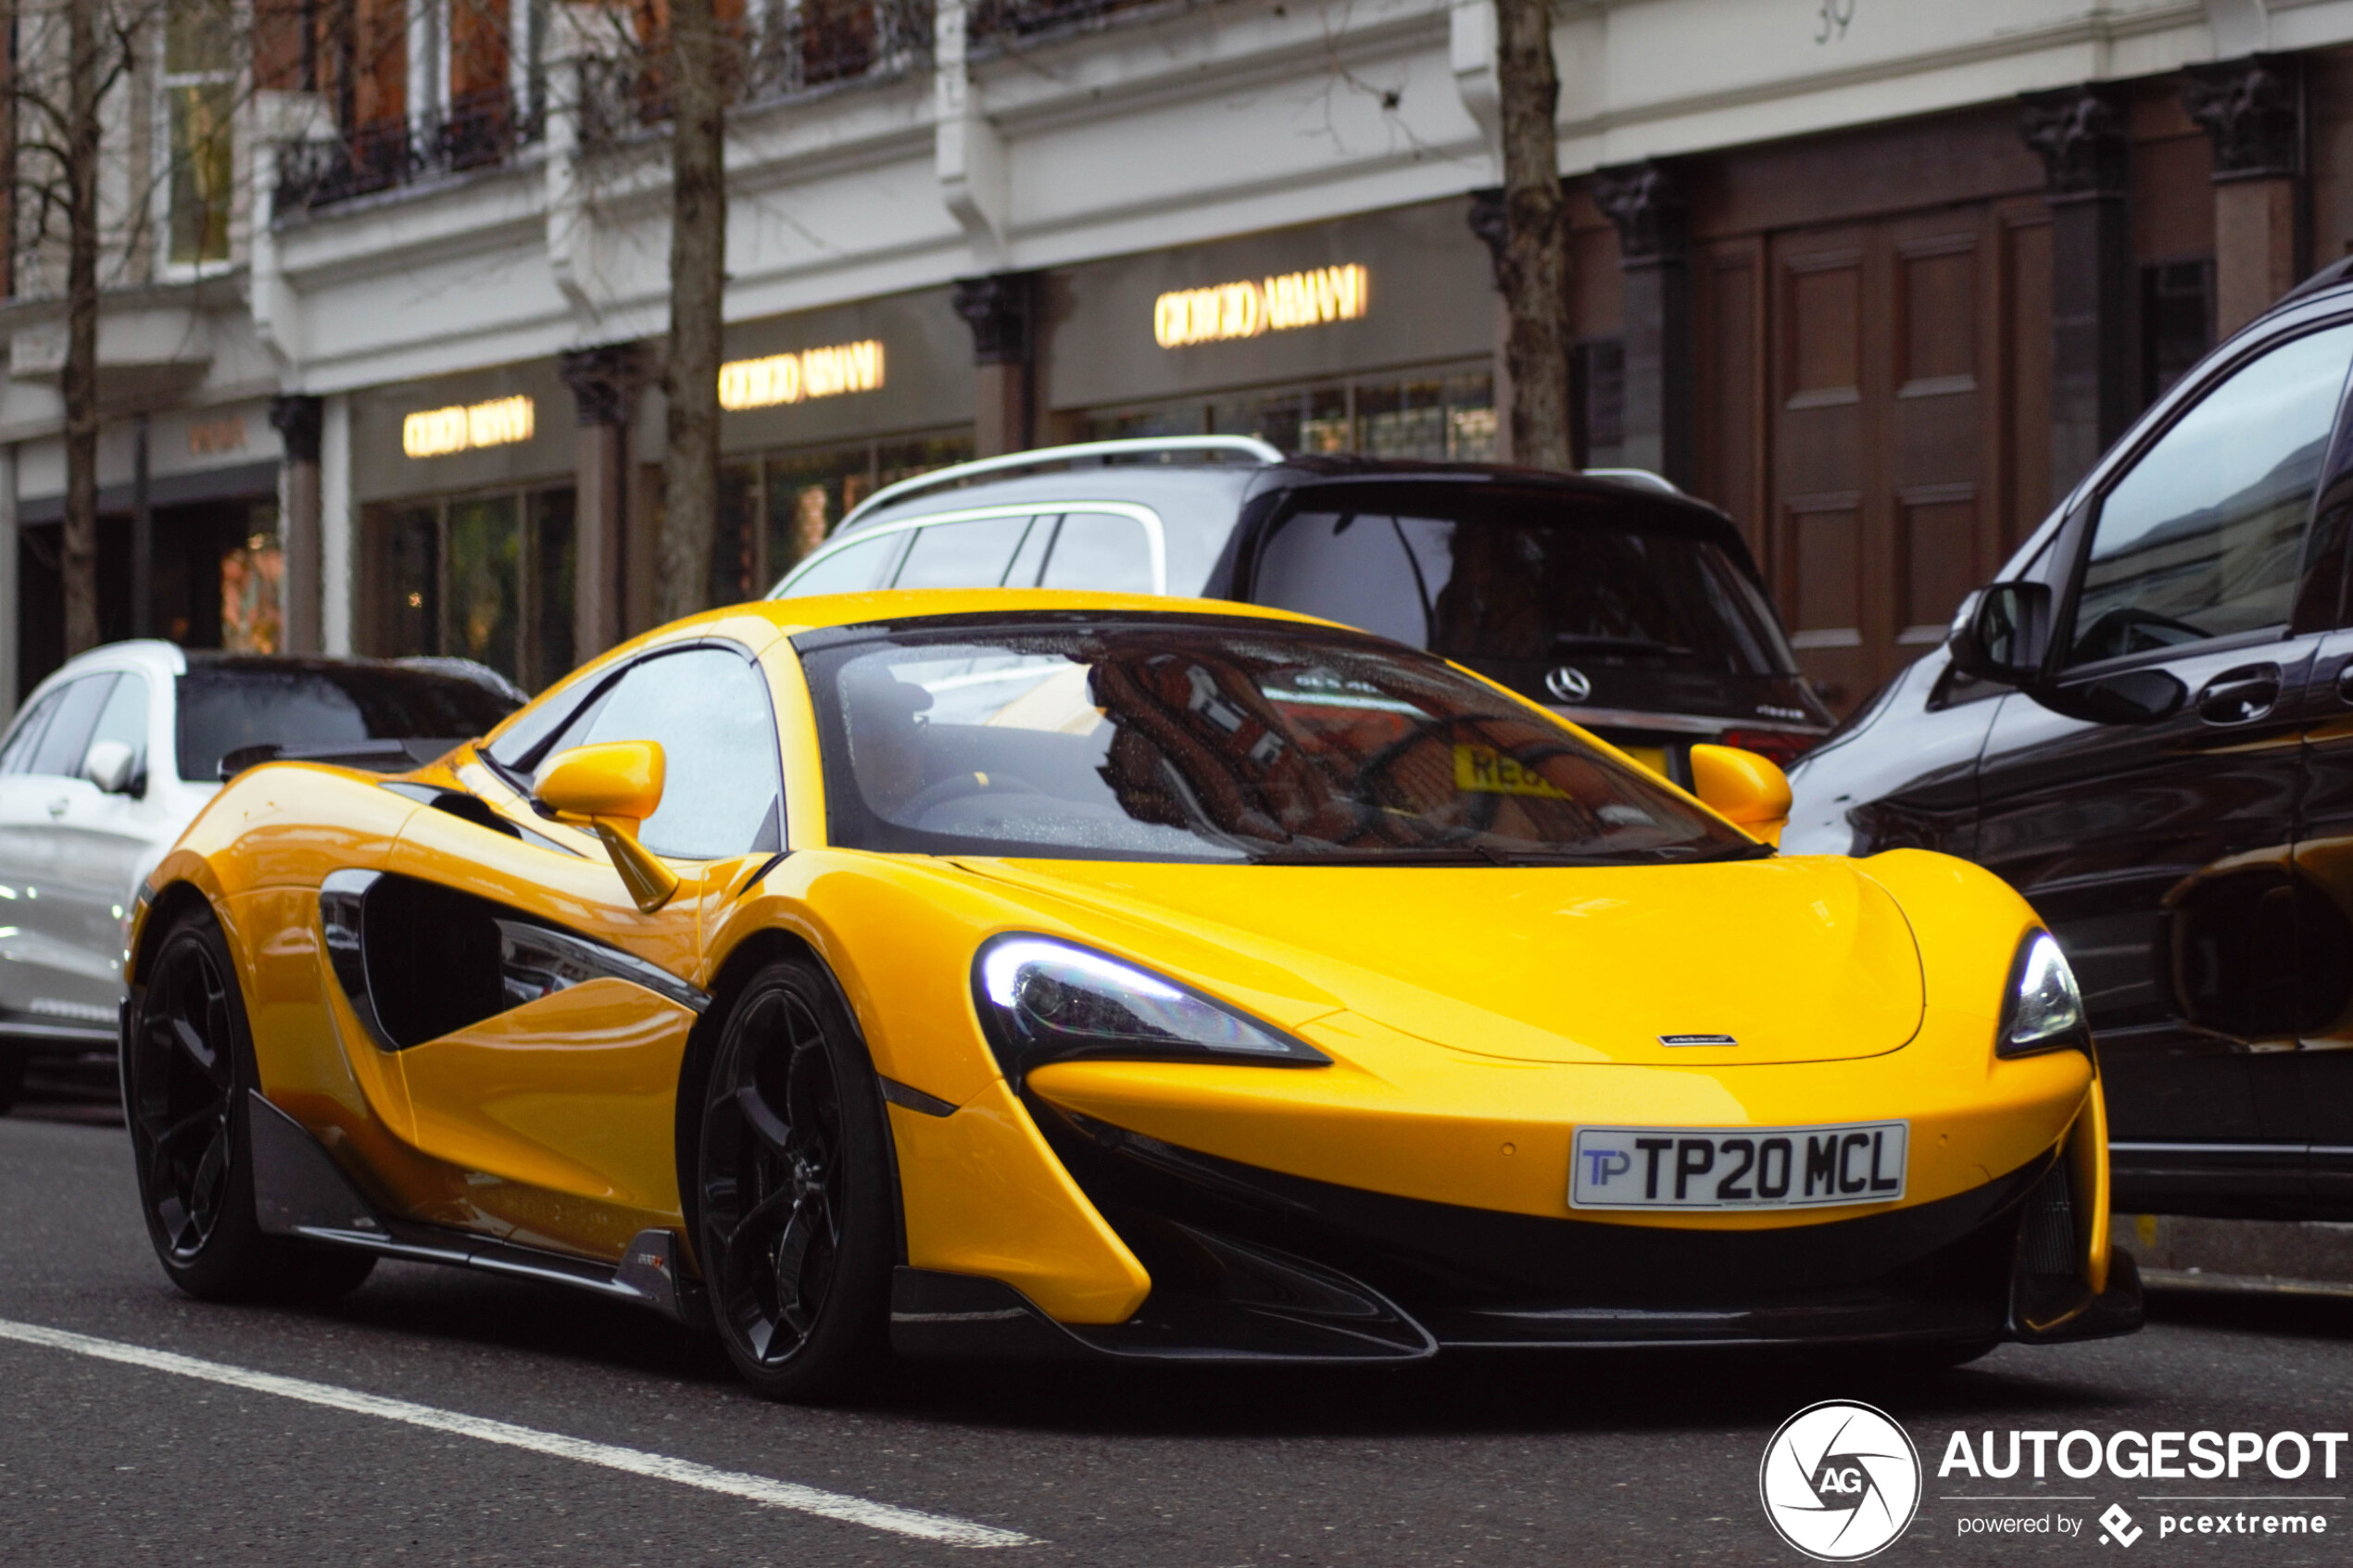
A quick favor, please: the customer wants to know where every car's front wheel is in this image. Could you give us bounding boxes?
[691,954,894,1402]
[125,905,376,1303]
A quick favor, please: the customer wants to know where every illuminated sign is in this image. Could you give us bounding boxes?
[403,395,535,458]
[719,340,886,411]
[1153,264,1369,348]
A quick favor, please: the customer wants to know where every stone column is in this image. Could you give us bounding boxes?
[268,395,325,655]
[953,272,1038,457]
[1592,161,1694,489]
[559,343,646,660]
[321,395,354,655]
[1466,186,1517,463]
[2021,84,2134,497]
[2184,54,2304,338]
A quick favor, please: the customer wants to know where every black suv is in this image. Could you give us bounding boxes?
[771,439,1831,781]
[1785,261,2353,1220]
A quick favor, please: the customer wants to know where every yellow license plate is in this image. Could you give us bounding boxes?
[1617,746,1669,778]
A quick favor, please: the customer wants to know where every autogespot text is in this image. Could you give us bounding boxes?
[1939,1429,2350,1480]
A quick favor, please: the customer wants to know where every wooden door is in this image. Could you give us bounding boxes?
[1703,201,2049,715]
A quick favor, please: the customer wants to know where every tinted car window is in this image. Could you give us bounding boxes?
[556,646,782,859]
[28,676,117,778]
[802,619,1752,864]
[893,514,1035,590]
[781,533,900,597]
[0,685,68,775]
[1252,491,1794,677]
[86,674,149,774]
[1039,513,1155,595]
[176,663,520,783]
[2068,322,2353,666]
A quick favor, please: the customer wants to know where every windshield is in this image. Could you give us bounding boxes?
[1249,487,1796,677]
[177,662,521,783]
[801,618,1755,863]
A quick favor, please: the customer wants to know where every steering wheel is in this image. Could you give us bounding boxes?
[901,770,1046,820]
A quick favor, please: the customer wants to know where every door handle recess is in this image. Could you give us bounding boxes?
[2196,665,2282,725]
[44,797,68,818]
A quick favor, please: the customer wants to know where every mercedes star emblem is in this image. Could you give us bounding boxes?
[1545,666,1592,703]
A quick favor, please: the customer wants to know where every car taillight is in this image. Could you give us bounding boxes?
[1719,728,1820,768]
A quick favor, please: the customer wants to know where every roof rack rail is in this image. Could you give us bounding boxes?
[838,435,1283,529]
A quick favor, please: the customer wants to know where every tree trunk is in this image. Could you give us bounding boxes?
[659,0,728,622]
[61,0,104,654]
[1492,0,1573,471]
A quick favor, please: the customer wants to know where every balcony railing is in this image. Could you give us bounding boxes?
[579,0,935,148]
[275,87,542,217]
[969,0,1173,45]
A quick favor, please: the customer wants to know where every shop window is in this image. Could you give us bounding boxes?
[1081,367,1495,461]
[219,517,284,653]
[1358,373,1496,462]
[2144,258,2215,408]
[366,485,577,690]
[759,431,975,593]
[163,0,237,266]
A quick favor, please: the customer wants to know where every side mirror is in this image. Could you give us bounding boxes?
[1690,744,1792,848]
[83,740,139,796]
[534,741,679,913]
[1947,581,2054,687]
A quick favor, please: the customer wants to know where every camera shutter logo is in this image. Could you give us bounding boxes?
[1757,1400,1922,1561]
[1545,666,1592,703]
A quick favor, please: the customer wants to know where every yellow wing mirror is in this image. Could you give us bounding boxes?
[534,741,680,912]
[1689,744,1792,848]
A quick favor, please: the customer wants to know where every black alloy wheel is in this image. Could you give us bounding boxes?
[694,956,892,1401]
[125,908,375,1303]
[132,924,238,1262]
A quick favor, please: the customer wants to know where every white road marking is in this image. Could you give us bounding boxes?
[0,1316,1033,1549]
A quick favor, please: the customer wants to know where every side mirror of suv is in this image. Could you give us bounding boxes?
[83,740,141,796]
[1947,581,2053,687]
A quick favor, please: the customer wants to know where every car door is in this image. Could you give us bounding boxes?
[0,674,124,1034]
[45,672,155,1022]
[2291,445,2353,1206]
[1973,319,2353,1211]
[379,638,786,1258]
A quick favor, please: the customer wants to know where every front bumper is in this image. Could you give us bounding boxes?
[889,1100,2142,1362]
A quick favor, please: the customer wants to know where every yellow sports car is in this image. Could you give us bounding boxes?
[121,590,2138,1399]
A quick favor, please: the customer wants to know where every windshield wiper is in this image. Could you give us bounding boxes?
[1248,843,1507,866]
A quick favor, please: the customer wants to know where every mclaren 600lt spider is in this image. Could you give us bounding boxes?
[120,590,2139,1399]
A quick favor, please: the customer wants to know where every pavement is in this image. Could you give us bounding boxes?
[8,1102,2353,1565]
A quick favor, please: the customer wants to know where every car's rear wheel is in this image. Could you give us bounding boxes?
[692,955,893,1402]
[0,1050,25,1115]
[126,906,376,1304]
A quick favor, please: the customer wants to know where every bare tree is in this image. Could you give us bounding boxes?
[659,0,728,623]
[8,1,153,655]
[1491,0,1572,470]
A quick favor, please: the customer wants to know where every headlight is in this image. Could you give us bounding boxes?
[1997,931,2090,1059]
[974,935,1329,1084]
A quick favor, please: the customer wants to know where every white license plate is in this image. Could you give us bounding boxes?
[1568,1122,1908,1210]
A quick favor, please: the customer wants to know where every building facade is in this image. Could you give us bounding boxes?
[8,0,2351,715]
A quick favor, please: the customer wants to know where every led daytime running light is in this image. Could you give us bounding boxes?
[975,936,1327,1079]
[1999,931,2089,1058]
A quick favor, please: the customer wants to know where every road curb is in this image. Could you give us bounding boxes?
[2113,1213,2353,1296]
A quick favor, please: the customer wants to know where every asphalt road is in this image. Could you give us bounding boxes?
[6,1106,2353,1568]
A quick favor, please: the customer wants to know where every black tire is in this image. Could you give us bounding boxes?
[125,906,376,1304]
[0,1049,26,1115]
[689,954,894,1402]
